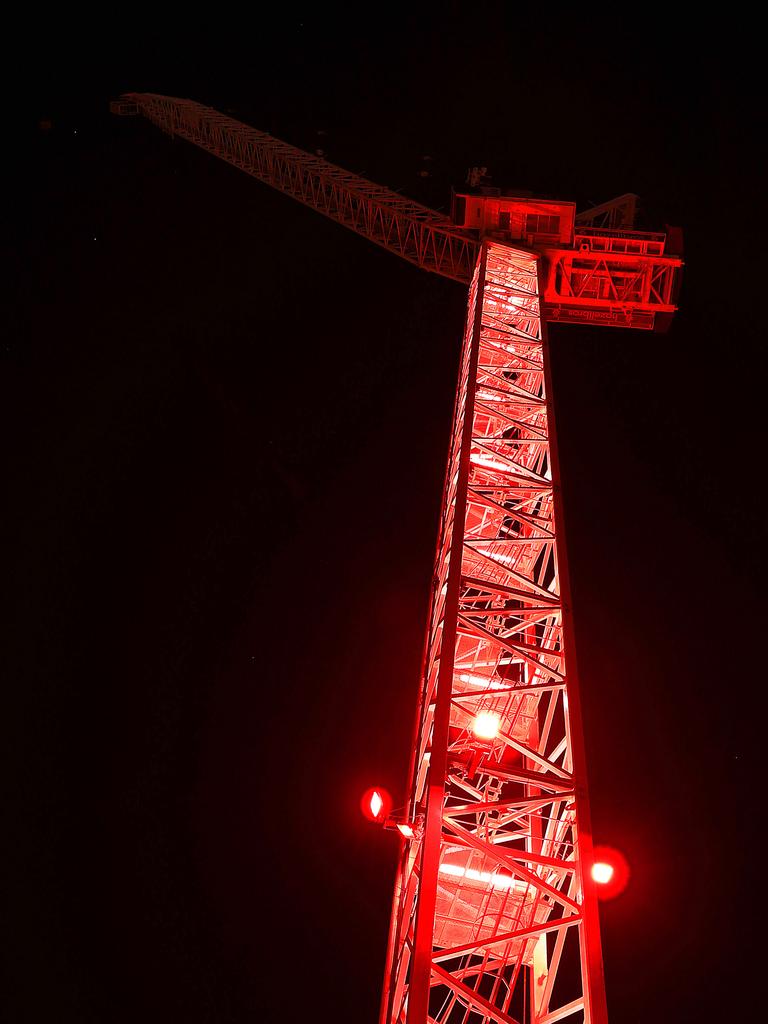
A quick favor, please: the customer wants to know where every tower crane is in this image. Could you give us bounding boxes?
[112,93,682,1024]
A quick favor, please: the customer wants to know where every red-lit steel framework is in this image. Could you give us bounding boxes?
[112,94,682,1024]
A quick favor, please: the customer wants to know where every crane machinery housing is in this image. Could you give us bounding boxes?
[112,92,682,1024]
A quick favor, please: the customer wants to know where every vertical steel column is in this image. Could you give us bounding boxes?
[539,293,608,1024]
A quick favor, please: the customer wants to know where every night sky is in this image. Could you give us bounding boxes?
[6,10,763,1022]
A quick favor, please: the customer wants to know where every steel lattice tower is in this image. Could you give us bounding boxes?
[380,243,607,1024]
[112,94,682,1024]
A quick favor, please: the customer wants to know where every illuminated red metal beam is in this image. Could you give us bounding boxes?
[113,94,682,329]
[111,93,478,282]
[432,914,582,964]
[574,193,638,230]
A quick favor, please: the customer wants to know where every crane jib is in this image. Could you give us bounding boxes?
[112,93,681,330]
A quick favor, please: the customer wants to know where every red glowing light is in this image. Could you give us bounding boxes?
[472,710,501,740]
[591,845,630,900]
[396,823,415,839]
[360,786,392,823]
[591,862,614,884]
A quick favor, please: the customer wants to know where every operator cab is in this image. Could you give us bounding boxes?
[451,190,575,248]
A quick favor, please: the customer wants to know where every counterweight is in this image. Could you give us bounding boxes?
[112,93,682,1023]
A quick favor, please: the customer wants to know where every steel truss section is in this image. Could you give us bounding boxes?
[540,235,679,331]
[380,243,607,1024]
[110,93,479,283]
[573,194,638,230]
[111,94,681,330]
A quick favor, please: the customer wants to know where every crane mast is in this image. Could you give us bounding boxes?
[113,93,682,1023]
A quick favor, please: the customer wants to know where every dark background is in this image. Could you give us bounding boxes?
[5,8,763,1022]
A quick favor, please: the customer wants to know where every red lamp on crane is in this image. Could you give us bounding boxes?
[591,845,631,900]
[361,786,424,841]
[113,93,680,1024]
[360,786,392,823]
